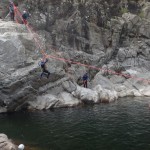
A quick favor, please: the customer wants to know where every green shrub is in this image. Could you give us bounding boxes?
[138,11,144,18]
[120,7,129,14]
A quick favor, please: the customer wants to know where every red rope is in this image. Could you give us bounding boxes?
[46,55,150,84]
[13,4,44,52]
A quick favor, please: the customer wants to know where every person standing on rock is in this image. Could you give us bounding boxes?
[9,1,15,21]
[82,72,88,88]
[39,56,50,79]
[22,10,30,25]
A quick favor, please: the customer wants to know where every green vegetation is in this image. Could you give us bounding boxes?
[138,11,144,18]
[120,7,129,14]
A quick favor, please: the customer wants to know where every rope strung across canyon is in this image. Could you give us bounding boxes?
[9,2,150,84]
[12,3,44,53]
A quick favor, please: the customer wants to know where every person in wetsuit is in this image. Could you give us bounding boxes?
[82,72,88,88]
[9,2,14,21]
[40,58,50,79]
[22,10,30,24]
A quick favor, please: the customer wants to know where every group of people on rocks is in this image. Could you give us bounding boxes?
[9,1,30,24]
[8,1,89,88]
[39,55,89,88]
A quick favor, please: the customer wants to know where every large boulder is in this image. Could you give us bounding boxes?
[92,72,114,90]
[132,73,150,96]
[72,86,100,104]
[122,13,141,31]
[115,72,150,97]
[0,107,7,113]
[28,94,59,110]
[140,86,150,96]
[62,80,77,93]
[55,92,81,107]
[94,85,118,103]
[0,134,16,150]
[72,85,118,104]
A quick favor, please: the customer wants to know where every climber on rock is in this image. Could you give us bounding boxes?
[82,72,88,88]
[22,10,30,25]
[39,56,50,79]
[9,1,15,21]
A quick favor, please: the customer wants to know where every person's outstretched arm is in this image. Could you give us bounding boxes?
[44,58,48,64]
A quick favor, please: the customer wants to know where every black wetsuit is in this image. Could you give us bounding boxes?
[40,59,50,78]
[82,73,88,88]
[22,12,29,24]
[9,4,14,21]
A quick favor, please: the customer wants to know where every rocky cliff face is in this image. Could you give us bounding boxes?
[0,0,150,113]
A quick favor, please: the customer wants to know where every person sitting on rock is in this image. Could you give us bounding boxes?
[39,57,50,79]
[22,10,30,25]
[82,72,88,88]
[9,2,15,21]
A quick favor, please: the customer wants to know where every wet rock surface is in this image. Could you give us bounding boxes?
[0,134,16,150]
[0,0,150,112]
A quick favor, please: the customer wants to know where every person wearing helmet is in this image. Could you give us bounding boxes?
[82,72,88,88]
[39,57,50,79]
[22,10,30,24]
[9,2,14,21]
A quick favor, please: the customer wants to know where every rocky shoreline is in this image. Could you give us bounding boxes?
[0,134,16,150]
[0,0,150,113]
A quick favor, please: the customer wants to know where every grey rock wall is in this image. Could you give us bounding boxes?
[0,0,150,112]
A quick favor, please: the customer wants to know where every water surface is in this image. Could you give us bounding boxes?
[0,97,150,150]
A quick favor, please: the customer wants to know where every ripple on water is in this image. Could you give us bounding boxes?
[0,98,150,150]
